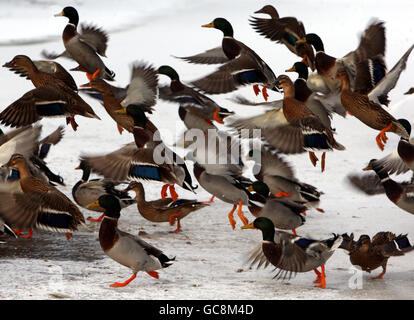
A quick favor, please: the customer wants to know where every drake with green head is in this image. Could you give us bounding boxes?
[42,6,115,81]
[158,65,233,126]
[242,217,342,288]
[88,194,175,287]
[177,17,279,101]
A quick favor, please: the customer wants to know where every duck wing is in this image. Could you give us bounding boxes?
[175,46,229,65]
[79,24,109,57]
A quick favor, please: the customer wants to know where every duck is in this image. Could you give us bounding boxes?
[339,232,414,279]
[296,20,386,94]
[249,5,315,70]
[87,194,175,287]
[3,54,101,131]
[246,181,306,235]
[336,68,409,151]
[157,65,234,129]
[177,17,279,100]
[230,75,345,171]
[72,160,136,222]
[364,120,414,175]
[123,182,208,233]
[246,147,323,213]
[80,61,158,134]
[3,56,77,92]
[42,6,115,81]
[0,154,85,239]
[242,217,342,288]
[285,61,346,121]
[362,159,414,215]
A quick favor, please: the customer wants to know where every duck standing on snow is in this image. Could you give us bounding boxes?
[87,195,175,287]
[340,232,414,279]
[42,6,115,81]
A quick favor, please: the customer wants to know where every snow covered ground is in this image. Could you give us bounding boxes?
[0,0,414,300]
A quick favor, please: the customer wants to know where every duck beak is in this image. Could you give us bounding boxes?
[254,9,265,14]
[202,22,215,28]
[247,185,254,192]
[75,165,81,170]
[115,108,127,114]
[241,223,256,230]
[285,66,296,72]
[2,61,13,68]
[363,165,373,171]
[80,82,91,88]
[296,37,307,45]
[54,11,64,17]
[87,200,100,209]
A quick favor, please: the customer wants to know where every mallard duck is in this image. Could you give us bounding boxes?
[80,61,158,134]
[361,159,414,215]
[242,217,342,288]
[157,65,234,127]
[3,55,77,91]
[3,54,100,131]
[246,147,323,212]
[297,20,386,94]
[336,68,409,150]
[364,120,414,175]
[285,61,346,121]
[87,194,175,287]
[72,160,136,222]
[177,17,279,100]
[247,181,306,235]
[42,6,115,81]
[339,232,414,279]
[249,5,315,70]
[0,154,85,239]
[124,182,208,233]
[231,75,345,171]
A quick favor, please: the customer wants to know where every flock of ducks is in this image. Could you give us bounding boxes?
[0,5,414,290]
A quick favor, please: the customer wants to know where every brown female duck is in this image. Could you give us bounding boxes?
[124,182,208,233]
[3,54,100,130]
[0,154,85,239]
[340,232,413,279]
[249,5,315,70]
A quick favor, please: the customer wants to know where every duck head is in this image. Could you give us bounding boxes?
[202,18,234,37]
[297,33,324,52]
[242,217,275,242]
[55,6,79,26]
[157,65,180,81]
[88,195,121,219]
[398,119,411,137]
[254,5,279,19]
[4,154,27,169]
[248,181,270,198]
[285,62,309,80]
[3,55,34,70]
[116,105,148,128]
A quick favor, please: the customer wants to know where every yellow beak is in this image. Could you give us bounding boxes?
[75,166,81,170]
[115,108,127,114]
[241,223,255,230]
[87,200,100,209]
[202,22,215,28]
[285,66,296,72]
[363,165,373,171]
[54,11,64,17]
[247,185,254,192]
[296,37,307,44]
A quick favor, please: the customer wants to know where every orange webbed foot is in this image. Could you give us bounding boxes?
[262,86,269,101]
[146,271,159,279]
[65,232,72,240]
[161,184,169,200]
[110,274,137,288]
[213,107,224,124]
[228,205,237,230]
[275,191,291,198]
[237,200,249,226]
[253,84,260,96]
[309,152,318,167]
[169,185,179,202]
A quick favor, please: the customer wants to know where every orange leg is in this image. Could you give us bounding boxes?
[372,266,386,279]
[237,200,249,226]
[253,84,260,96]
[86,68,101,81]
[301,54,309,67]
[204,119,214,126]
[12,228,22,237]
[228,205,237,230]
[321,152,326,172]
[316,208,325,213]
[146,271,159,279]
[110,274,137,288]
[313,268,322,283]
[213,107,224,124]
[275,191,291,198]
[301,211,307,216]
[375,124,392,151]
[67,115,78,131]
[161,184,169,200]
[169,212,182,233]
[117,124,124,135]
[201,195,215,204]
[88,213,105,223]
[65,232,72,240]
[262,86,269,101]
[315,265,326,288]
[20,229,33,239]
[309,152,318,167]
[169,185,179,202]
[292,229,297,236]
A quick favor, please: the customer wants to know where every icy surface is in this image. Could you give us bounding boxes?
[0,0,413,300]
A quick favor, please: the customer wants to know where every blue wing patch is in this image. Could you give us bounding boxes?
[129,165,161,181]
